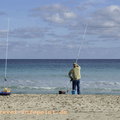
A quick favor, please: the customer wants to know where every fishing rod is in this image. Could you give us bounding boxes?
[75,24,88,63]
[66,24,88,94]
[4,18,10,83]
[1,18,12,95]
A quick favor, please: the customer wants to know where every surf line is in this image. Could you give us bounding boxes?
[75,24,88,63]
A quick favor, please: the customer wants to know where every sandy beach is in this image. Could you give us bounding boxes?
[0,94,120,120]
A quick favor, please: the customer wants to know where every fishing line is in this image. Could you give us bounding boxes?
[66,81,71,93]
[4,18,9,86]
[75,24,88,63]
[66,24,88,94]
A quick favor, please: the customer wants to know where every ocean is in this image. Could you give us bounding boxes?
[0,59,120,95]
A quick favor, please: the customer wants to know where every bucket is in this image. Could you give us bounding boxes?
[71,90,76,94]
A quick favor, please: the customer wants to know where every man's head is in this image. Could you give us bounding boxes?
[73,63,79,68]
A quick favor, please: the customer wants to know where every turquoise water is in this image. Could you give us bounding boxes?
[0,59,120,94]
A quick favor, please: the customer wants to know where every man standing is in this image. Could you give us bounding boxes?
[68,63,81,94]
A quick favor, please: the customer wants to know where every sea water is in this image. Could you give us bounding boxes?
[0,59,120,95]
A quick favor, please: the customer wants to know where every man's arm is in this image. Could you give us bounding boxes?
[68,69,73,81]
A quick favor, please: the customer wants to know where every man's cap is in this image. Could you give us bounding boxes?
[73,63,79,66]
[73,63,77,65]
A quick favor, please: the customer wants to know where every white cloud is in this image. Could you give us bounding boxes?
[70,5,120,41]
[31,4,77,24]
[30,4,120,42]
[46,13,64,23]
[107,5,120,12]
[63,12,76,18]
[91,5,120,25]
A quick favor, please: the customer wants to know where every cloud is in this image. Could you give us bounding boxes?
[77,0,108,12]
[64,5,120,42]
[77,1,96,11]
[30,4,77,24]
[41,4,120,50]
[86,5,120,39]
[46,13,64,24]
[92,5,120,25]
[10,27,49,39]
[63,12,76,18]
[29,4,120,48]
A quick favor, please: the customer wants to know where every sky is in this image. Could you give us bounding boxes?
[0,0,120,59]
